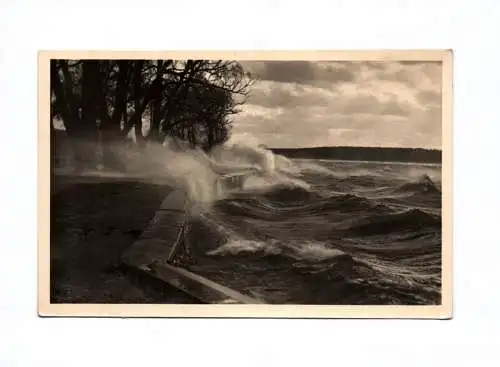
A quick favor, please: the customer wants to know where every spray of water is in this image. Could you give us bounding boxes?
[59,133,314,208]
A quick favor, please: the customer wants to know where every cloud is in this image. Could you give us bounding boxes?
[246,81,333,108]
[242,61,355,87]
[233,60,442,149]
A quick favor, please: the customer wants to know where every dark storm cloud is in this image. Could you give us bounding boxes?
[247,80,412,117]
[247,81,331,108]
[245,61,355,86]
[234,60,443,149]
[258,61,315,84]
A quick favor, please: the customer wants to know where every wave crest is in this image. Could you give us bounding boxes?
[207,238,348,262]
[396,174,441,195]
[347,208,441,236]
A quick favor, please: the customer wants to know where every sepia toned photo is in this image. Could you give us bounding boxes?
[38,50,452,318]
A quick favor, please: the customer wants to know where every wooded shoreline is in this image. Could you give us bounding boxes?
[271,146,442,164]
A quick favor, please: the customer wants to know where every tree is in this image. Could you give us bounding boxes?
[50,58,253,171]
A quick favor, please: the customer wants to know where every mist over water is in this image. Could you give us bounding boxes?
[69,133,313,206]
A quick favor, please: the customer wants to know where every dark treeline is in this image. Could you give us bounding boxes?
[50,59,253,171]
[271,146,442,164]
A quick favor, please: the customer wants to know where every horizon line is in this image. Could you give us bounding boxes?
[268,145,442,151]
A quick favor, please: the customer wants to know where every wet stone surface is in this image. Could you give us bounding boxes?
[50,178,198,303]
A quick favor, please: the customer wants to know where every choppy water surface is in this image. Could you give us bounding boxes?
[185,158,442,305]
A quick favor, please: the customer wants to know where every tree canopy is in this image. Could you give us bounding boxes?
[50,59,253,171]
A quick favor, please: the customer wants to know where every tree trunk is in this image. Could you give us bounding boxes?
[206,121,214,151]
[133,61,145,147]
[73,60,101,171]
[59,61,81,128]
[188,124,197,148]
[50,60,77,133]
[101,61,130,171]
[134,100,144,147]
[148,61,164,143]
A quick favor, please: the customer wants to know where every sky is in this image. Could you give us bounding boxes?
[234,61,442,149]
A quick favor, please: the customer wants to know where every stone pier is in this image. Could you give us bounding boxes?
[121,189,264,304]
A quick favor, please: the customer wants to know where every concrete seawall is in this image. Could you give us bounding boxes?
[121,189,265,304]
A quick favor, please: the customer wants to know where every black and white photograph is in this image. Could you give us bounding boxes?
[6,0,500,364]
[40,51,452,317]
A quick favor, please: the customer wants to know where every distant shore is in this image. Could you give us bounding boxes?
[270,146,441,164]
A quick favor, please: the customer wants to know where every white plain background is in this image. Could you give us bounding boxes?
[1,0,500,365]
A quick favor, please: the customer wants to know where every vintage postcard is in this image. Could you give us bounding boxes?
[38,50,452,318]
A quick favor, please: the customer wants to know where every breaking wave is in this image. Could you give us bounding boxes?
[179,137,442,305]
[207,238,348,262]
[101,132,443,305]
